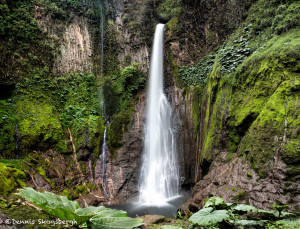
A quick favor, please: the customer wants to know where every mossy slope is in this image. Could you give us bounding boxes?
[189,0,300,181]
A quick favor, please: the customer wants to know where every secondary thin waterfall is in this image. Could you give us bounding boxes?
[139,24,179,204]
[101,123,109,196]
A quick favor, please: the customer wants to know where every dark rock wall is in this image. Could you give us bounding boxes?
[169,0,256,65]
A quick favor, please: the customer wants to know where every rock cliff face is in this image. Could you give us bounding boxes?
[106,0,153,72]
[180,152,300,213]
[171,0,300,214]
[109,94,146,201]
[35,7,93,75]
[168,0,256,65]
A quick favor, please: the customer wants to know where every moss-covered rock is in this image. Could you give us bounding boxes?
[229,30,300,177]
[0,99,18,157]
[0,163,26,197]
[107,106,135,156]
[191,0,300,181]
[87,115,105,156]
[16,98,64,151]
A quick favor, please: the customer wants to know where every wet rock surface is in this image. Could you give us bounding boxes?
[180,152,300,214]
[140,215,166,228]
[35,8,93,75]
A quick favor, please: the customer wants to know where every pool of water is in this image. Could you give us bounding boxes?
[108,194,189,218]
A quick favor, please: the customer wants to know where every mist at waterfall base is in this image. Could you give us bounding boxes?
[108,194,189,218]
[108,24,187,218]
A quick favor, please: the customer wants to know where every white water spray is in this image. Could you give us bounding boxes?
[139,24,179,205]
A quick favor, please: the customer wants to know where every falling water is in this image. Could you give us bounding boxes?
[101,123,109,196]
[139,24,179,205]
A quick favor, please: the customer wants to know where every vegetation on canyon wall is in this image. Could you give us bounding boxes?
[0,0,299,227]
[175,0,300,181]
[0,0,147,201]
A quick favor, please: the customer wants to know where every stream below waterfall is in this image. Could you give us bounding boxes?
[107,191,190,218]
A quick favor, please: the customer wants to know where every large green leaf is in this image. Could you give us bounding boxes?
[87,212,143,229]
[230,219,265,226]
[159,226,185,229]
[188,207,230,226]
[18,188,143,229]
[75,206,107,216]
[256,209,275,215]
[231,204,258,213]
[18,188,90,225]
[203,197,227,209]
[280,217,300,228]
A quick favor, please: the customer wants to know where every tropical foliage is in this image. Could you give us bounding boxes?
[185,197,299,229]
[18,187,143,229]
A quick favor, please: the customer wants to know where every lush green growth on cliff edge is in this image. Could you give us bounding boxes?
[0,73,104,158]
[0,0,57,85]
[184,0,300,184]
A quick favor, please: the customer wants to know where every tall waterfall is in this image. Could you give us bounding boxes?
[139,24,179,204]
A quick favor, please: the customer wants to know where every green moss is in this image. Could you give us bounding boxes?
[108,105,135,156]
[200,69,232,162]
[0,163,26,197]
[286,165,300,182]
[37,166,54,188]
[86,183,96,191]
[191,86,203,136]
[193,0,300,180]
[80,162,86,175]
[232,190,249,203]
[236,78,299,177]
[87,115,105,156]
[16,98,63,151]
[0,159,23,170]
[0,100,19,157]
[61,184,89,200]
[166,47,185,88]
[228,29,300,160]
[247,172,252,179]
[282,141,300,165]
[75,184,88,194]
[61,189,73,200]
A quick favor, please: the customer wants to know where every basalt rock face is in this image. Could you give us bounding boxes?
[180,152,300,213]
[106,94,146,202]
[169,0,256,65]
[167,85,197,187]
[106,0,153,72]
[35,6,93,76]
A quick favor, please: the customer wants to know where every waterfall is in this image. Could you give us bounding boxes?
[139,24,179,204]
[101,123,109,196]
